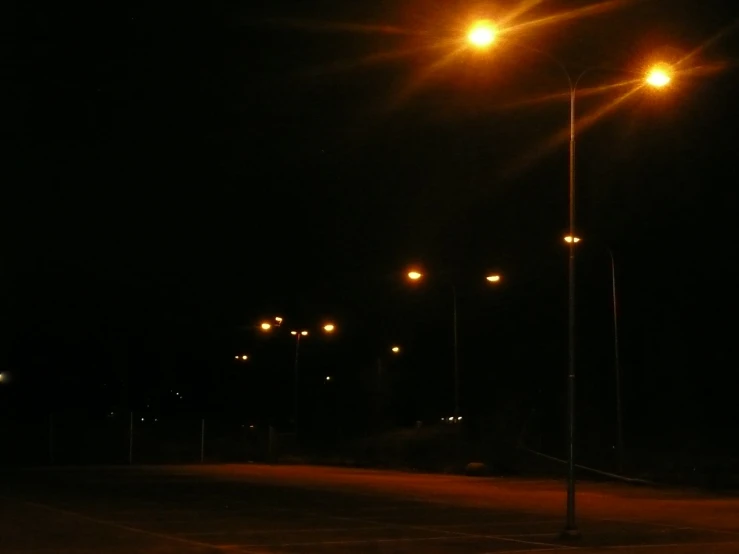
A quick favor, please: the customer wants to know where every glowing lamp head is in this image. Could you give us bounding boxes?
[323,324,335,333]
[407,271,423,281]
[301,331,308,336]
[468,22,497,48]
[241,355,248,361]
[290,331,297,335]
[646,66,671,88]
[260,322,272,331]
[564,236,581,244]
[486,274,501,283]
[391,346,400,354]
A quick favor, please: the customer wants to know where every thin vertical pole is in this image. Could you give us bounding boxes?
[452,285,459,421]
[293,335,300,441]
[128,411,133,465]
[610,249,624,473]
[200,418,205,463]
[48,413,54,465]
[564,81,579,537]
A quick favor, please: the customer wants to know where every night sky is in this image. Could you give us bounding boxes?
[4,1,739,454]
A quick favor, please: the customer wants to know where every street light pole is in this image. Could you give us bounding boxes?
[293,333,301,439]
[452,284,460,422]
[609,249,624,473]
[565,77,579,538]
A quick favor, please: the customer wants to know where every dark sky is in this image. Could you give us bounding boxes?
[4,0,739,449]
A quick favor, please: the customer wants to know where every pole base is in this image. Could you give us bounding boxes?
[559,528,582,541]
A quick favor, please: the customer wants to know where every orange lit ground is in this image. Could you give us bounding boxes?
[1,464,739,553]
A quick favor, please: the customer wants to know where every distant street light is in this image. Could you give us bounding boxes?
[406,269,502,423]
[323,323,336,333]
[260,322,272,331]
[564,236,581,244]
[234,354,249,361]
[391,346,401,354]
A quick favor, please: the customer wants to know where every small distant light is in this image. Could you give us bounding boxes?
[234,356,239,360]
[486,274,501,283]
[323,324,335,333]
[291,331,297,335]
[249,425,255,429]
[275,317,283,323]
[155,418,158,422]
[564,235,581,244]
[457,416,463,422]
[260,322,272,330]
[301,331,308,336]
[141,418,145,422]
[441,417,445,422]
[407,271,423,280]
[448,417,454,422]
[326,376,331,381]
[391,346,400,354]
[241,355,248,361]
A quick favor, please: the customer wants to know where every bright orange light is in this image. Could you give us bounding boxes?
[275,316,283,323]
[486,274,501,283]
[468,22,497,48]
[260,322,272,330]
[407,271,423,280]
[323,324,335,333]
[646,66,671,88]
[391,346,400,354]
[564,236,581,244]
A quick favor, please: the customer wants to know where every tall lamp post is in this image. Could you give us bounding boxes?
[290,330,309,437]
[260,318,336,440]
[466,22,671,536]
[406,270,501,422]
[566,236,624,473]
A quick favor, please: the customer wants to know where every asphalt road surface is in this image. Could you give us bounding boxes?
[2,464,739,553]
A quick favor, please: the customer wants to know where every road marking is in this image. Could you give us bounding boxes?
[179,525,390,536]
[281,508,575,550]
[19,500,268,554]
[238,534,458,547]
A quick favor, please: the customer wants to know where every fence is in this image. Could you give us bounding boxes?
[0,413,292,466]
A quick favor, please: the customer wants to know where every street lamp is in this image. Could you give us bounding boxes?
[467,21,497,48]
[406,268,502,423]
[323,323,336,333]
[467,21,671,536]
[563,235,624,473]
[646,66,671,88]
[391,346,401,354]
[234,354,249,361]
[290,329,309,437]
